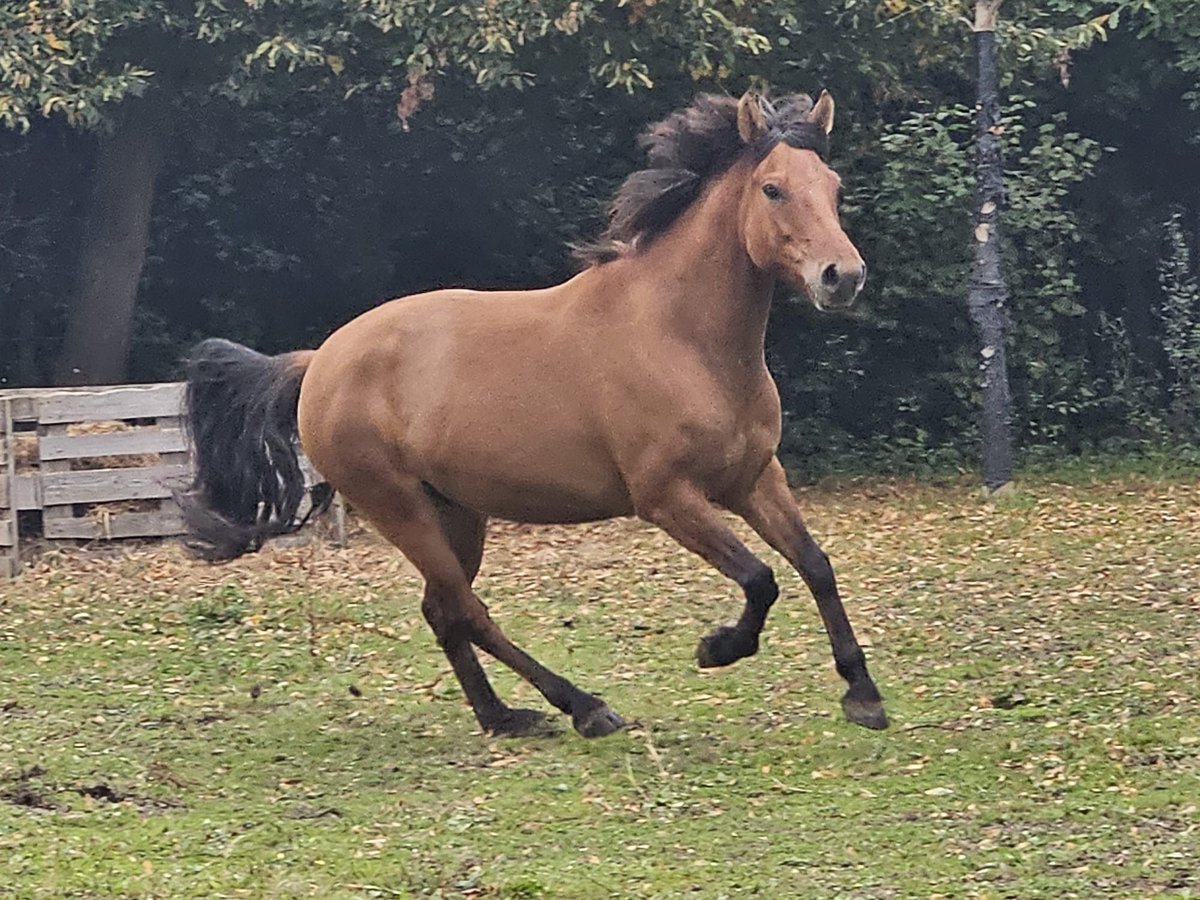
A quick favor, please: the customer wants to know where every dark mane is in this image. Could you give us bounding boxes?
[573,92,829,266]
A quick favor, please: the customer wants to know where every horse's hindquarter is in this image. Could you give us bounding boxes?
[298,288,634,524]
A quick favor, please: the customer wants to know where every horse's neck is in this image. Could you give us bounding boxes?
[631,168,775,372]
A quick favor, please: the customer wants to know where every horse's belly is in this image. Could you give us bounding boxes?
[426,461,634,525]
[409,369,633,522]
[419,417,632,522]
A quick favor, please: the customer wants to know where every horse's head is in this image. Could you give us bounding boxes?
[737,90,865,311]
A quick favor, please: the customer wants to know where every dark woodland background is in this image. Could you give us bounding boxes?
[1,1,1197,473]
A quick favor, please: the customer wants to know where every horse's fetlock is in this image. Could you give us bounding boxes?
[835,649,868,683]
[743,566,778,609]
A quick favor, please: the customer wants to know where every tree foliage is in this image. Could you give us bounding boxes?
[0,0,791,131]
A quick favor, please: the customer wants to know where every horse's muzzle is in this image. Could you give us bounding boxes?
[808,261,866,311]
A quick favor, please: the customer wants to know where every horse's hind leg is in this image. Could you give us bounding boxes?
[422,501,551,737]
[454,589,624,738]
[358,483,623,738]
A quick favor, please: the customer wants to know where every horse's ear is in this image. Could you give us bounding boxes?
[809,90,835,136]
[737,91,768,144]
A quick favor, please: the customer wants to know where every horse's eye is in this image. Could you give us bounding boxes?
[762,184,783,201]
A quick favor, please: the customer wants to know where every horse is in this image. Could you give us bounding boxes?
[180,88,888,739]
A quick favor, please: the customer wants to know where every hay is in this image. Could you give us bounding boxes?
[9,421,168,473]
[13,434,39,472]
[67,420,162,471]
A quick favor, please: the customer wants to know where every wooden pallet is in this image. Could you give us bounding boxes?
[34,384,189,542]
[0,382,342,577]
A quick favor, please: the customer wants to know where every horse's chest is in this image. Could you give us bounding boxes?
[682,408,778,494]
[718,425,775,485]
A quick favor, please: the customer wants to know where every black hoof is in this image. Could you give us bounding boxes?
[696,625,758,668]
[841,690,889,730]
[572,703,625,738]
[484,707,556,738]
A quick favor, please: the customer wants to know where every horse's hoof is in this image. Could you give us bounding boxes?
[485,707,556,738]
[573,703,625,738]
[696,625,757,668]
[841,693,889,731]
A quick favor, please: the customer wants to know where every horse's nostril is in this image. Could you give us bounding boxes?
[821,264,840,288]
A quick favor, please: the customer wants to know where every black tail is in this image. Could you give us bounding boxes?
[178,338,332,561]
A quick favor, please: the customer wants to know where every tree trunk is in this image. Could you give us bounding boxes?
[55,94,167,385]
[968,0,1014,491]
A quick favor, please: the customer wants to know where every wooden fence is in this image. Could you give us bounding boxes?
[0,382,336,578]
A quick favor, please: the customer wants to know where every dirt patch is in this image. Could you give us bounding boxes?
[78,782,127,803]
[74,781,184,812]
[0,783,63,812]
[0,765,63,812]
[0,766,184,813]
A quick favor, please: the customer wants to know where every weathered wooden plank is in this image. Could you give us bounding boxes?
[39,428,188,461]
[1,476,13,508]
[36,383,185,424]
[6,474,39,509]
[16,474,39,509]
[1,396,10,477]
[2,396,12,472]
[0,387,181,425]
[0,394,37,425]
[0,384,164,398]
[331,491,347,547]
[41,464,191,506]
[38,423,73,529]
[158,422,191,472]
[2,397,17,576]
[7,465,317,511]
[43,509,185,541]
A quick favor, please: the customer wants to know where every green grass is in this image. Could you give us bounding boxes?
[2,468,1198,898]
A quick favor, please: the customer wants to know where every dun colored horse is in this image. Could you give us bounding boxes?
[181,89,888,738]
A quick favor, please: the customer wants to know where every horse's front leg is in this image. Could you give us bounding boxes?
[729,457,888,730]
[635,482,780,669]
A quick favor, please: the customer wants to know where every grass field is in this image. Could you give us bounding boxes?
[2,466,1198,898]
